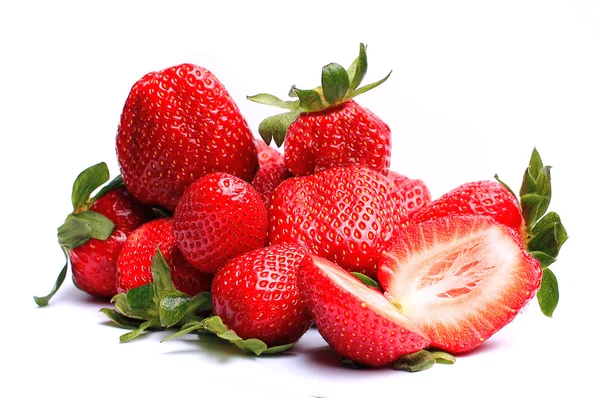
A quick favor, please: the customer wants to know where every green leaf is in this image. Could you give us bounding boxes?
[537,268,559,317]
[429,350,456,365]
[519,148,552,229]
[520,148,544,197]
[393,350,435,372]
[347,43,368,93]
[246,93,299,111]
[528,212,568,258]
[119,320,156,343]
[350,272,381,290]
[99,308,144,330]
[258,111,301,147]
[521,193,550,229]
[71,162,110,211]
[321,63,350,105]
[262,342,296,354]
[291,86,325,112]
[529,251,557,268]
[348,70,392,99]
[187,292,212,315]
[493,174,518,199]
[73,210,115,240]
[34,250,68,307]
[92,175,125,202]
[151,248,177,298]
[126,284,155,311]
[159,293,191,328]
[57,216,92,250]
[161,321,205,342]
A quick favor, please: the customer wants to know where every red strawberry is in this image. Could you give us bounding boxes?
[298,254,430,367]
[387,171,432,216]
[211,244,312,347]
[117,217,212,296]
[35,163,153,306]
[116,63,258,212]
[377,215,542,353]
[248,44,391,176]
[251,163,292,206]
[255,138,284,167]
[411,180,524,233]
[268,165,407,278]
[173,172,268,274]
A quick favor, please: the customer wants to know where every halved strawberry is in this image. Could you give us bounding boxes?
[377,215,542,354]
[298,254,430,367]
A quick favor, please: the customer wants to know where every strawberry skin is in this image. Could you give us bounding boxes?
[387,171,432,216]
[117,218,212,296]
[173,172,268,273]
[211,244,313,346]
[70,187,152,298]
[411,180,524,233]
[298,254,430,367]
[378,215,542,353]
[255,138,284,168]
[116,63,258,211]
[251,163,292,206]
[268,165,407,278]
[284,100,391,176]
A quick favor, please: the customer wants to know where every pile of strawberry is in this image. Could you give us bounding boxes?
[35,45,567,371]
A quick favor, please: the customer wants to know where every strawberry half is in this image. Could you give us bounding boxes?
[298,254,430,367]
[377,215,543,354]
[248,44,391,176]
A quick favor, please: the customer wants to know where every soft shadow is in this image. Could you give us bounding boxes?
[455,338,506,358]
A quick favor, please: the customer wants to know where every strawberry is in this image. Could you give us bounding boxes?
[211,244,312,347]
[248,44,391,176]
[255,138,284,167]
[117,217,212,296]
[268,165,407,278]
[172,172,268,274]
[387,171,432,216]
[377,215,543,354]
[298,254,430,367]
[34,163,153,306]
[116,63,258,212]
[410,148,568,316]
[251,163,292,206]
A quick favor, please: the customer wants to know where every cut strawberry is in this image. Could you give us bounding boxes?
[298,254,430,367]
[377,215,542,354]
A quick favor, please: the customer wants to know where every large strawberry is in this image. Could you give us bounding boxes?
[298,254,430,367]
[172,172,268,274]
[211,244,313,347]
[34,162,153,306]
[411,148,568,316]
[117,217,213,296]
[268,165,407,278]
[377,215,543,354]
[116,63,258,212]
[248,44,391,176]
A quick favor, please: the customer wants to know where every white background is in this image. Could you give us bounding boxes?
[2,1,598,397]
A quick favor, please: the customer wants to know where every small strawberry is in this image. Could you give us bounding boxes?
[251,163,292,206]
[298,254,430,367]
[211,244,312,347]
[377,215,542,354]
[34,162,153,306]
[255,138,284,167]
[117,218,212,296]
[410,148,568,316]
[387,171,432,216]
[248,44,391,176]
[116,63,258,212]
[268,165,407,278]
[172,172,268,274]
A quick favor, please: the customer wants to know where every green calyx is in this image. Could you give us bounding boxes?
[247,43,391,147]
[495,148,568,317]
[34,162,123,307]
[102,249,293,355]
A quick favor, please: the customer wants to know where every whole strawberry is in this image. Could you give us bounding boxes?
[268,165,407,277]
[387,171,432,216]
[35,163,153,306]
[173,172,268,274]
[116,63,258,212]
[251,163,292,207]
[211,244,313,347]
[254,138,284,168]
[248,44,391,176]
[117,218,212,296]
